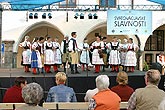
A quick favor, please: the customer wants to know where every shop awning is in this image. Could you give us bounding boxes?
[0,0,65,10]
[147,0,165,5]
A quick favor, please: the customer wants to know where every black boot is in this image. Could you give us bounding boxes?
[71,64,74,74]
[63,63,66,72]
[75,64,80,74]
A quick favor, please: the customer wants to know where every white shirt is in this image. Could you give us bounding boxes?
[84,88,98,102]
[68,37,78,52]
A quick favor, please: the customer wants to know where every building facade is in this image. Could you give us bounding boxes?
[1,0,165,70]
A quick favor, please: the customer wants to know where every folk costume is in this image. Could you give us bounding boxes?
[68,32,80,74]
[80,41,90,71]
[157,52,165,75]
[53,40,62,72]
[31,40,42,74]
[120,39,128,71]
[102,37,108,72]
[19,36,31,72]
[91,39,104,73]
[61,37,71,72]
[125,38,139,72]
[38,40,45,73]
[44,39,54,73]
[107,41,121,72]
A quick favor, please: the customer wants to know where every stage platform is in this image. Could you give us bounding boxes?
[0,68,164,102]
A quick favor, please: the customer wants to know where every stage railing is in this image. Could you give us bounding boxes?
[0,102,128,109]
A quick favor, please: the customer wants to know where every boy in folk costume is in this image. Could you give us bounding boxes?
[124,38,139,72]
[31,37,42,74]
[157,52,165,75]
[80,38,90,71]
[91,35,104,73]
[44,36,54,73]
[68,32,80,74]
[107,37,121,72]
[19,36,31,72]
[61,35,71,72]
[53,37,62,73]
[38,37,45,73]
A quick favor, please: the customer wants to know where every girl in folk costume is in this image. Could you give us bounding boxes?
[19,36,31,72]
[125,38,139,72]
[31,37,42,74]
[38,37,45,73]
[157,52,165,75]
[53,37,62,72]
[91,35,104,73]
[44,36,54,73]
[120,39,128,71]
[107,37,121,72]
[80,38,90,71]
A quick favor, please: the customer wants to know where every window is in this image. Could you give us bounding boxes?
[144,30,164,51]
[59,0,76,8]
[99,0,116,8]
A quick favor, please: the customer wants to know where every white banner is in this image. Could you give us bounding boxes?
[107,10,152,35]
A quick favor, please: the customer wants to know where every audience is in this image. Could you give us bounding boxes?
[46,72,77,102]
[89,75,121,110]
[159,98,165,110]
[128,69,165,110]
[84,88,98,102]
[16,83,47,110]
[111,71,134,101]
[3,76,27,103]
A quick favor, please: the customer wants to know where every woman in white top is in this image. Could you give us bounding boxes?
[19,36,31,72]
[44,36,54,73]
[80,38,90,71]
[53,37,62,72]
[91,35,104,73]
[125,38,139,72]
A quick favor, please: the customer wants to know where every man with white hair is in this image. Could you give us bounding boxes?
[128,69,165,110]
[89,75,121,110]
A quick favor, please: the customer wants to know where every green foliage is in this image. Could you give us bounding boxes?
[143,61,149,71]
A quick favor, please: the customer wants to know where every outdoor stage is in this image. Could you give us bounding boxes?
[0,68,164,102]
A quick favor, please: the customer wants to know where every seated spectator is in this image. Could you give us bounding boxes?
[84,88,98,102]
[3,76,27,103]
[159,98,165,110]
[128,69,165,110]
[16,83,47,110]
[111,71,134,101]
[89,75,121,110]
[46,72,77,102]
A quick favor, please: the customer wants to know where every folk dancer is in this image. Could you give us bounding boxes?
[90,35,104,73]
[68,32,80,74]
[53,37,62,73]
[157,52,165,75]
[38,37,45,73]
[107,37,121,72]
[61,35,71,72]
[120,38,128,71]
[19,36,31,72]
[80,38,90,71]
[125,38,139,72]
[44,36,54,73]
[31,37,42,74]
[102,37,108,72]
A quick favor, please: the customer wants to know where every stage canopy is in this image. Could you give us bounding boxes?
[147,0,165,5]
[0,0,65,10]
